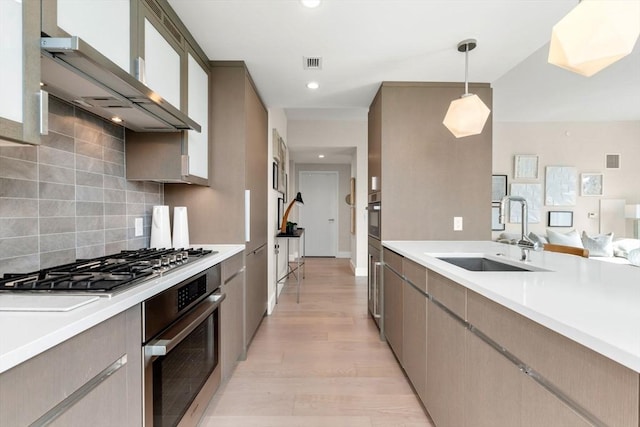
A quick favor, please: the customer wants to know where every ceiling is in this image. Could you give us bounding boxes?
[168,0,640,161]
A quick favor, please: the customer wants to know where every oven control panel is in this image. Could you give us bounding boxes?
[177,276,207,311]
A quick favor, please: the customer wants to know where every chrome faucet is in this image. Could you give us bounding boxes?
[499,195,540,261]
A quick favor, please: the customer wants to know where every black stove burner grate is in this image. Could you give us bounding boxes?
[0,248,215,294]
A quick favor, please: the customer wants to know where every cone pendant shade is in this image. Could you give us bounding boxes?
[548,0,640,77]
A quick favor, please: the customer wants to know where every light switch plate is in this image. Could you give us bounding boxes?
[454,216,463,231]
[134,217,144,237]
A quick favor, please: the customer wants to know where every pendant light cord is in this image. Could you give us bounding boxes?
[464,45,469,95]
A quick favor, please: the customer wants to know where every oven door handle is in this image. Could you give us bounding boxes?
[145,293,225,357]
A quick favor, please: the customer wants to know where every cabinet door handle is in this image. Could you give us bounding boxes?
[39,90,49,135]
[373,261,382,318]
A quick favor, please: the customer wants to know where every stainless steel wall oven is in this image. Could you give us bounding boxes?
[143,264,225,427]
[368,193,381,239]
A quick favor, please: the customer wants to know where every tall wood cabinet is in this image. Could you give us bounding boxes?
[367,82,492,240]
[165,61,268,346]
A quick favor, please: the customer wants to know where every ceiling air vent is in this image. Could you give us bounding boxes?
[605,153,620,169]
[304,56,322,70]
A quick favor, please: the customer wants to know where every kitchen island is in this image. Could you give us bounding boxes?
[382,240,640,427]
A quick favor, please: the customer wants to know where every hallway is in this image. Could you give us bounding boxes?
[200,258,433,426]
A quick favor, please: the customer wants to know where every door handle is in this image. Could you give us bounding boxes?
[328,219,335,222]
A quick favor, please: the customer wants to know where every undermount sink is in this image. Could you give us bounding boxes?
[437,257,534,272]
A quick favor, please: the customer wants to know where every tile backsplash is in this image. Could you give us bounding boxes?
[0,97,163,274]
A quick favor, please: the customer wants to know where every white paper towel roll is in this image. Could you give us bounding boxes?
[150,205,172,249]
[172,206,190,249]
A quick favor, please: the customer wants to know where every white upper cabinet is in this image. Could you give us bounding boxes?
[143,17,181,109]
[56,0,131,72]
[186,52,209,180]
[0,0,23,125]
[1,0,40,144]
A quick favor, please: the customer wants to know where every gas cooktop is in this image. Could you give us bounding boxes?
[0,248,217,297]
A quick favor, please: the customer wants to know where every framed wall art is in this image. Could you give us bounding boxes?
[491,203,505,231]
[272,162,278,190]
[581,173,603,196]
[548,211,573,227]
[514,155,539,180]
[492,175,507,202]
[545,166,577,206]
[277,197,284,231]
[509,183,542,224]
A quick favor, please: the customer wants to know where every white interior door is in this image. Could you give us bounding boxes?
[299,171,338,257]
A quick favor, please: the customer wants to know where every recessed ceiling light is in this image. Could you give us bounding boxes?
[318,154,325,159]
[300,0,321,8]
[306,81,319,90]
[111,116,123,123]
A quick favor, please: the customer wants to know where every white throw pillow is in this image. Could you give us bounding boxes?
[612,239,640,258]
[581,232,614,257]
[528,232,548,245]
[627,248,640,266]
[546,229,584,248]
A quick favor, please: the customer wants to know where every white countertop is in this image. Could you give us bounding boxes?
[383,241,640,373]
[0,244,244,374]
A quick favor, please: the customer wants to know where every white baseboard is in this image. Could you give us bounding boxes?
[354,266,367,276]
[267,282,285,315]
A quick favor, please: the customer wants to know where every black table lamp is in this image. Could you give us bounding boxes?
[280,192,304,234]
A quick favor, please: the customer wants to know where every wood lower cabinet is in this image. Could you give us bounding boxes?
[426,272,466,427]
[245,244,268,345]
[0,306,142,426]
[521,375,592,427]
[467,289,640,427]
[221,252,246,381]
[464,331,521,427]
[383,261,403,361]
[402,279,427,402]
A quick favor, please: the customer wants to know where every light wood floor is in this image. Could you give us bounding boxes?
[199,258,434,427]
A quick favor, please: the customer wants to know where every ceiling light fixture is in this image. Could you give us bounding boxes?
[318,154,325,158]
[300,0,321,8]
[443,39,491,139]
[548,0,640,77]
[111,116,123,123]
[306,81,319,89]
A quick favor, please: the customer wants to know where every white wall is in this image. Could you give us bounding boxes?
[288,120,368,276]
[493,120,640,239]
[267,108,288,314]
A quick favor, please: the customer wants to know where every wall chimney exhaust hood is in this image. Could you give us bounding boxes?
[40,36,201,133]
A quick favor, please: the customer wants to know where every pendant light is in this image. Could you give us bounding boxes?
[548,0,640,77]
[443,39,491,139]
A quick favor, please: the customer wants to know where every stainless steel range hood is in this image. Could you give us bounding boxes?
[40,36,201,133]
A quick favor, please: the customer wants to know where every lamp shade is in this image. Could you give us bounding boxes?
[443,94,491,138]
[548,0,640,77]
[625,204,640,219]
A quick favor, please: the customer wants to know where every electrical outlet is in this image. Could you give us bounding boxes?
[454,216,463,231]
[134,217,144,237]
